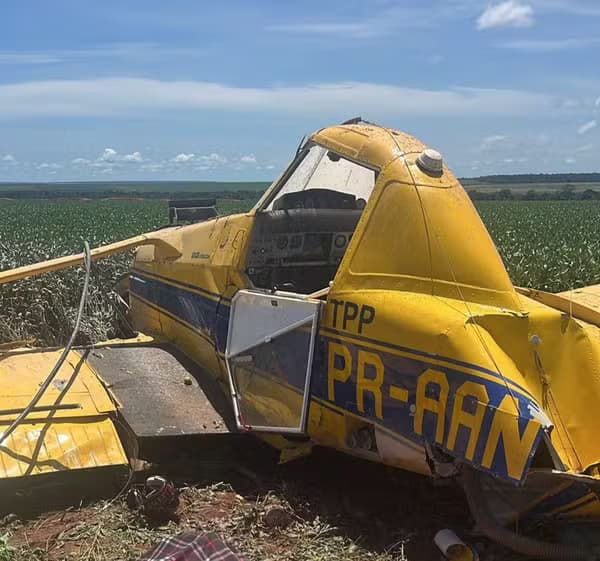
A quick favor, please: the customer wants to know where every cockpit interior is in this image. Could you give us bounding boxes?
[245,143,377,294]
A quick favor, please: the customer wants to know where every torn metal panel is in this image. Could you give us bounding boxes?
[0,349,127,479]
[0,418,127,478]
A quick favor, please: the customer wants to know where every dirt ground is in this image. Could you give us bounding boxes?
[1,445,474,561]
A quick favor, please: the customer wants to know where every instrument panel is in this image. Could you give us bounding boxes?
[247,231,353,267]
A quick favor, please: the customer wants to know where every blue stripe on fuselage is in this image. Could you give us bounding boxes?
[129,271,230,351]
[130,272,537,399]
[311,333,544,484]
[129,271,544,484]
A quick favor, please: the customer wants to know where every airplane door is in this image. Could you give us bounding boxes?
[225,290,321,433]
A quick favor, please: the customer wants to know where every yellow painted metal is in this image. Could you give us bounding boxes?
[0,333,157,360]
[0,233,181,285]
[0,349,128,478]
[124,122,600,489]
[132,213,255,373]
[559,283,600,313]
[314,124,520,310]
[517,285,600,327]
[2,121,600,522]
[301,124,600,481]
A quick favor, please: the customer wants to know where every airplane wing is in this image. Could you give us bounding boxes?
[516,284,600,328]
[558,283,600,313]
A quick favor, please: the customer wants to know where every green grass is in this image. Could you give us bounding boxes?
[0,534,16,561]
[1,198,599,345]
[0,200,166,345]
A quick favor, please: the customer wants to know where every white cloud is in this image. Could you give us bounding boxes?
[122,151,143,162]
[37,162,62,170]
[0,53,62,65]
[1,154,15,162]
[565,157,576,164]
[240,154,257,164]
[595,96,600,108]
[95,147,143,164]
[575,144,593,153]
[577,119,597,135]
[171,152,227,169]
[91,161,112,169]
[198,153,227,166]
[0,78,564,120]
[480,134,506,150]
[0,44,209,67]
[140,162,164,172]
[267,22,382,39]
[560,98,580,109]
[498,37,600,51]
[172,153,195,163]
[99,148,118,162]
[477,1,534,30]
[265,3,462,40]
[71,157,91,165]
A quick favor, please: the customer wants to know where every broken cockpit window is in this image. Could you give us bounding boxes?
[265,145,376,211]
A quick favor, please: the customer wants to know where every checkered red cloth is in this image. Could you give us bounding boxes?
[139,531,245,561]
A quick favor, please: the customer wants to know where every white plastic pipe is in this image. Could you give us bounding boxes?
[434,529,477,561]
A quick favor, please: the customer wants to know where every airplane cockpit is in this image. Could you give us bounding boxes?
[245,143,377,294]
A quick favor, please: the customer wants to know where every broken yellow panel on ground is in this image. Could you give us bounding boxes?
[0,349,128,479]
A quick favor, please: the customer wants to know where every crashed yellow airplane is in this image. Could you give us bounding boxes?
[2,119,600,559]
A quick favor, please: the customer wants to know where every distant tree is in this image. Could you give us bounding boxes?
[559,184,576,200]
[497,188,514,200]
[580,189,599,200]
[460,172,600,184]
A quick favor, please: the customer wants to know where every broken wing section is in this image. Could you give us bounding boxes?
[558,283,600,323]
[0,349,128,480]
[517,284,600,328]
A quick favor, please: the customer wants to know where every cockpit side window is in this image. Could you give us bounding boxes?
[264,144,376,211]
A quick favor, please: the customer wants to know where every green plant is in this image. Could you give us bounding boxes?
[1,198,599,346]
[0,534,17,561]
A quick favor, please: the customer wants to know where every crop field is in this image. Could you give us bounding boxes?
[1,198,600,345]
[463,181,600,193]
[477,201,600,291]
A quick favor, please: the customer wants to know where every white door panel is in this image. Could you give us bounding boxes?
[225,290,321,433]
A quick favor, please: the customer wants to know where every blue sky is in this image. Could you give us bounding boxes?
[1,0,599,182]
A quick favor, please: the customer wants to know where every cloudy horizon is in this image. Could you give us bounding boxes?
[1,0,600,181]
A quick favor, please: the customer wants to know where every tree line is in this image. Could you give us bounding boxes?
[462,173,600,185]
[0,189,263,201]
[468,186,600,201]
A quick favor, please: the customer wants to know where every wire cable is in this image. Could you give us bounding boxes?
[0,241,92,446]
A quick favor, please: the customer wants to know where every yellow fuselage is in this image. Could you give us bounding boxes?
[3,122,600,524]
[129,124,600,518]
